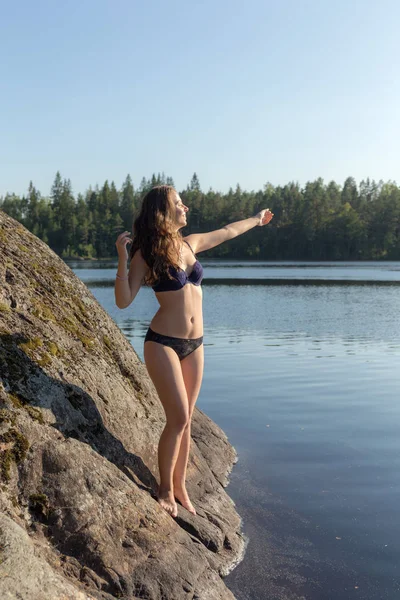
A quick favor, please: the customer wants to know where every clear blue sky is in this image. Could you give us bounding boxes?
[1,0,399,198]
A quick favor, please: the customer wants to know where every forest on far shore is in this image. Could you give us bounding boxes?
[1,171,399,261]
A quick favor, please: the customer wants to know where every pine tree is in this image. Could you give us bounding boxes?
[190,172,201,191]
[26,181,41,231]
[120,174,136,230]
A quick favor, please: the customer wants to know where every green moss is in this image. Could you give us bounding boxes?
[61,315,79,335]
[17,337,54,367]
[42,306,56,321]
[71,297,90,321]
[8,393,23,408]
[0,303,10,312]
[0,428,29,482]
[47,341,62,356]
[103,335,112,350]
[32,302,56,322]
[5,429,30,462]
[17,244,29,253]
[0,409,10,423]
[75,297,89,313]
[47,264,63,279]
[6,393,43,424]
[0,450,12,483]
[0,409,17,426]
[18,337,43,353]
[24,406,44,424]
[37,352,52,367]
[77,335,95,350]
[46,267,69,293]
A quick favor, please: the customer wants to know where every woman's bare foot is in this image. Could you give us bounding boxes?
[174,486,196,515]
[157,488,178,518]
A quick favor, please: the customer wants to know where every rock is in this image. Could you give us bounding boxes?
[0,211,244,599]
[0,513,98,600]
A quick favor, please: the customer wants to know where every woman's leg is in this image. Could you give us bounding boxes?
[173,343,204,514]
[144,340,189,518]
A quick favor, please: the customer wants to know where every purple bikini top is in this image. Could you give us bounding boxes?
[152,240,204,292]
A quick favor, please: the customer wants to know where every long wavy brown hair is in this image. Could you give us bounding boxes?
[128,185,184,286]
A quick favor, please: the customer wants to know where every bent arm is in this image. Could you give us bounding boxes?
[115,249,148,309]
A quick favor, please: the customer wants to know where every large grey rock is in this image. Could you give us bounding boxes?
[0,211,245,599]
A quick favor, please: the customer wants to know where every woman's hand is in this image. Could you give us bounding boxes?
[254,208,274,226]
[115,231,132,262]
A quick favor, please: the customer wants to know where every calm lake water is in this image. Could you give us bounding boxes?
[69,260,400,600]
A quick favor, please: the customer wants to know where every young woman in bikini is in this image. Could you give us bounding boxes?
[114,185,273,518]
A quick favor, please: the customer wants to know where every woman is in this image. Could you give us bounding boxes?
[114,185,273,518]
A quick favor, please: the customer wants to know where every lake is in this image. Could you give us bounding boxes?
[68,260,400,600]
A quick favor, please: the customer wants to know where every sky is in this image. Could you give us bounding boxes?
[1,0,399,198]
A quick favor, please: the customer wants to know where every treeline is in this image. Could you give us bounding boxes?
[1,171,399,260]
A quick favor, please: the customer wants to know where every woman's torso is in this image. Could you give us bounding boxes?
[149,239,204,338]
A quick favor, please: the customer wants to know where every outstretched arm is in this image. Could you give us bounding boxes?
[224,215,260,240]
[184,209,273,253]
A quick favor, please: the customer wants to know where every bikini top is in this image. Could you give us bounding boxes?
[152,240,204,292]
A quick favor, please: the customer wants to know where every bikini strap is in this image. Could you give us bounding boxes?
[183,239,196,257]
